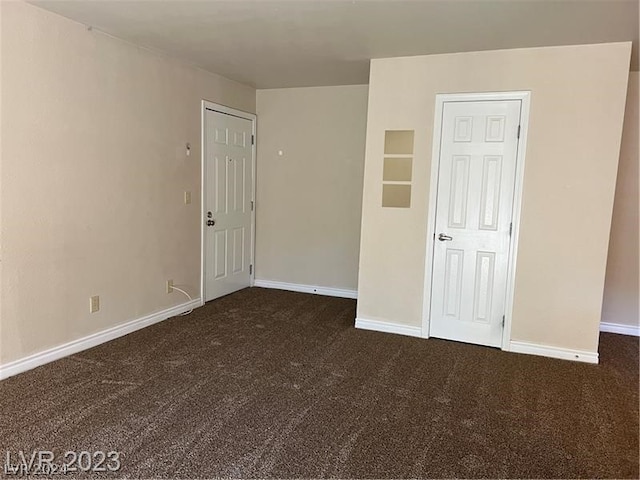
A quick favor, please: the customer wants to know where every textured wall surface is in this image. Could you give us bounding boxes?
[0,2,255,365]
[255,86,368,291]
[602,72,639,328]
[358,43,631,354]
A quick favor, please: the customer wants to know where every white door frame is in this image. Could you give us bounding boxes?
[201,100,257,303]
[421,91,531,350]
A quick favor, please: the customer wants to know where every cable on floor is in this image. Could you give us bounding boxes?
[171,285,193,315]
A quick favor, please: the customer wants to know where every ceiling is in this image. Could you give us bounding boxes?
[30,0,639,89]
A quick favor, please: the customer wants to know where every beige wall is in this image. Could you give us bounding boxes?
[0,1,4,368]
[1,2,635,370]
[357,43,631,354]
[0,2,255,365]
[255,86,368,290]
[602,72,639,328]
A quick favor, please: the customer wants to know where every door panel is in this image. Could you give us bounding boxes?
[430,100,521,347]
[448,155,470,228]
[205,110,253,301]
[214,154,227,215]
[473,251,495,322]
[443,248,464,318]
[232,227,245,274]
[233,157,245,212]
[214,230,227,279]
[479,156,503,231]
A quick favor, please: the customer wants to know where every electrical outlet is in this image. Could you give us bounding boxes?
[90,295,100,313]
[184,191,192,205]
[167,280,174,294]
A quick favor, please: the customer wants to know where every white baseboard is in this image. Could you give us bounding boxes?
[600,322,640,337]
[509,340,598,364]
[356,318,602,363]
[253,279,357,299]
[0,299,201,381]
[355,317,422,338]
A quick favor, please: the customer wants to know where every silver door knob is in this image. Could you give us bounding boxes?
[438,233,453,241]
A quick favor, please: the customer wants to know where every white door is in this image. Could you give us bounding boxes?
[204,109,253,302]
[429,100,522,347]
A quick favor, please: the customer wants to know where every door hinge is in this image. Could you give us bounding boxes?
[249,265,253,275]
[517,125,521,139]
[251,200,254,211]
[502,315,505,326]
[251,134,255,145]
[509,222,513,236]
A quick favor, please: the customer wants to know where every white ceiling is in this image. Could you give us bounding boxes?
[30,0,639,89]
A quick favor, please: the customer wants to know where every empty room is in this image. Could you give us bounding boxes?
[1,0,638,478]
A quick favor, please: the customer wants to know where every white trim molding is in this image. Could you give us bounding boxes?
[253,279,357,299]
[421,91,532,351]
[201,101,257,302]
[509,340,598,364]
[0,299,201,381]
[355,317,422,338]
[600,322,640,337]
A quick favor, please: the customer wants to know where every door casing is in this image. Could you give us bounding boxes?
[201,100,257,303]
[421,91,531,350]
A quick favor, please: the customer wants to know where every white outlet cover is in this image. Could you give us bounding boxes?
[90,295,100,313]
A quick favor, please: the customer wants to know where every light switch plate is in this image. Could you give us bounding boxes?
[90,295,100,313]
[184,191,192,205]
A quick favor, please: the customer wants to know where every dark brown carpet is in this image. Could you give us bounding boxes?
[0,287,638,479]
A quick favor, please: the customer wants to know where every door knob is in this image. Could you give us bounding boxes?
[207,220,215,227]
[438,233,453,241]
